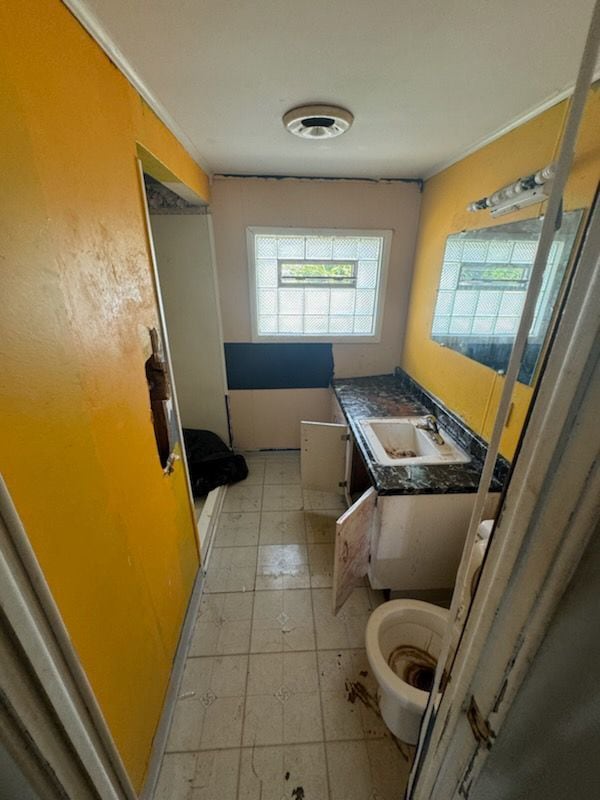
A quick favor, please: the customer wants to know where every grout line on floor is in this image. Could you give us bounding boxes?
[232,483,257,799]
[164,734,390,756]
[308,528,334,800]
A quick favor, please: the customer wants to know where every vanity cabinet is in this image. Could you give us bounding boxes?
[301,395,498,614]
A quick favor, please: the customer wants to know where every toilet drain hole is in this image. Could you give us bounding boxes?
[406,665,435,692]
[388,645,438,692]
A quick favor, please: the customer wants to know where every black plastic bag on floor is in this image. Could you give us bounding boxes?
[182,429,248,497]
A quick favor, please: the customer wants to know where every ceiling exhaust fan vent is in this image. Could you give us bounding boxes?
[283,105,354,139]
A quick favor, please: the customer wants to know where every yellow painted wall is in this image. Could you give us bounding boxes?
[0,0,209,789]
[402,88,600,459]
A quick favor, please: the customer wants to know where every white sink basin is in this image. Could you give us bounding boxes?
[360,417,471,466]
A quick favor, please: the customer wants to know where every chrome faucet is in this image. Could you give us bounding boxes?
[416,415,445,446]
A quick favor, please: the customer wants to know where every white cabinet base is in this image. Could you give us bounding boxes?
[301,396,499,610]
[368,492,499,591]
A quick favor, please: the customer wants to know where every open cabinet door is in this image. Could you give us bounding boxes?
[300,421,348,494]
[332,487,377,614]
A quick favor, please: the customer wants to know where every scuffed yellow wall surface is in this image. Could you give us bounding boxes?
[402,89,599,459]
[0,0,209,789]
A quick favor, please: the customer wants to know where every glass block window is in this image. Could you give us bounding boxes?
[433,236,565,339]
[248,228,391,339]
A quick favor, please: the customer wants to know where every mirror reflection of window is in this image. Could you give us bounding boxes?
[430,210,583,384]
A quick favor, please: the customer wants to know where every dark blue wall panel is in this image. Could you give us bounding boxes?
[224,343,334,390]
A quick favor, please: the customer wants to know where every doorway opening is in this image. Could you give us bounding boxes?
[139,163,230,564]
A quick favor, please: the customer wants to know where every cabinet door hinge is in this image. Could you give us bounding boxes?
[466,696,494,749]
[341,433,351,441]
[338,480,348,488]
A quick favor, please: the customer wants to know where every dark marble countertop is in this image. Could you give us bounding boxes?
[332,373,510,496]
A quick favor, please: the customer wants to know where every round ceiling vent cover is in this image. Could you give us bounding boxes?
[283,104,354,139]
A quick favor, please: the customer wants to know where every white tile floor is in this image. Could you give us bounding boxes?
[155,451,413,800]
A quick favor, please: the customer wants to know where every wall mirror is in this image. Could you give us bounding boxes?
[430,210,583,384]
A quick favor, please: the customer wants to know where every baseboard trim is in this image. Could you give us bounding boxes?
[140,567,205,800]
[199,484,226,565]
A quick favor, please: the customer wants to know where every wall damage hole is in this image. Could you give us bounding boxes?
[145,327,175,470]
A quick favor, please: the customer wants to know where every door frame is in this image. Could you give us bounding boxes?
[136,159,200,556]
[206,211,232,446]
[409,186,600,799]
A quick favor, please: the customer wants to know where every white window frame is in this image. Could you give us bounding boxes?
[246,226,393,343]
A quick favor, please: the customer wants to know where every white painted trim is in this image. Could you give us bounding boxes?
[246,226,392,344]
[206,212,231,434]
[423,67,600,180]
[162,181,207,207]
[140,484,226,800]
[198,484,227,566]
[61,0,211,175]
[140,567,206,800]
[0,476,133,800]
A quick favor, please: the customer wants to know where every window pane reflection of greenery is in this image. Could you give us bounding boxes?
[458,264,529,290]
[279,261,356,286]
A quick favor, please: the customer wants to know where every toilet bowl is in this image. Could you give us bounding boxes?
[365,520,492,744]
[366,599,448,743]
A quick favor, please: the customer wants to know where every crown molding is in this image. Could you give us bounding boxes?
[423,72,600,180]
[61,0,598,184]
[61,0,212,176]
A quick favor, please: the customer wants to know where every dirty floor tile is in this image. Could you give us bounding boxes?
[156,457,414,798]
[308,542,335,588]
[189,593,253,656]
[191,749,240,800]
[262,484,304,512]
[304,510,338,543]
[154,752,198,800]
[251,589,315,652]
[264,459,301,485]
[204,547,257,593]
[312,587,374,650]
[238,744,328,800]
[302,489,346,512]
[223,485,263,513]
[215,512,261,548]
[325,740,372,800]
[259,510,307,545]
[317,648,387,739]
[166,656,247,752]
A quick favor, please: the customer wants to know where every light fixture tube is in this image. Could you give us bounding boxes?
[467,163,556,214]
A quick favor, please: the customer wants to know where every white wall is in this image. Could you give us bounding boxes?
[149,214,229,442]
[211,177,421,449]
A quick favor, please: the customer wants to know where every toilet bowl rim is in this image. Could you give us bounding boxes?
[365,599,449,706]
